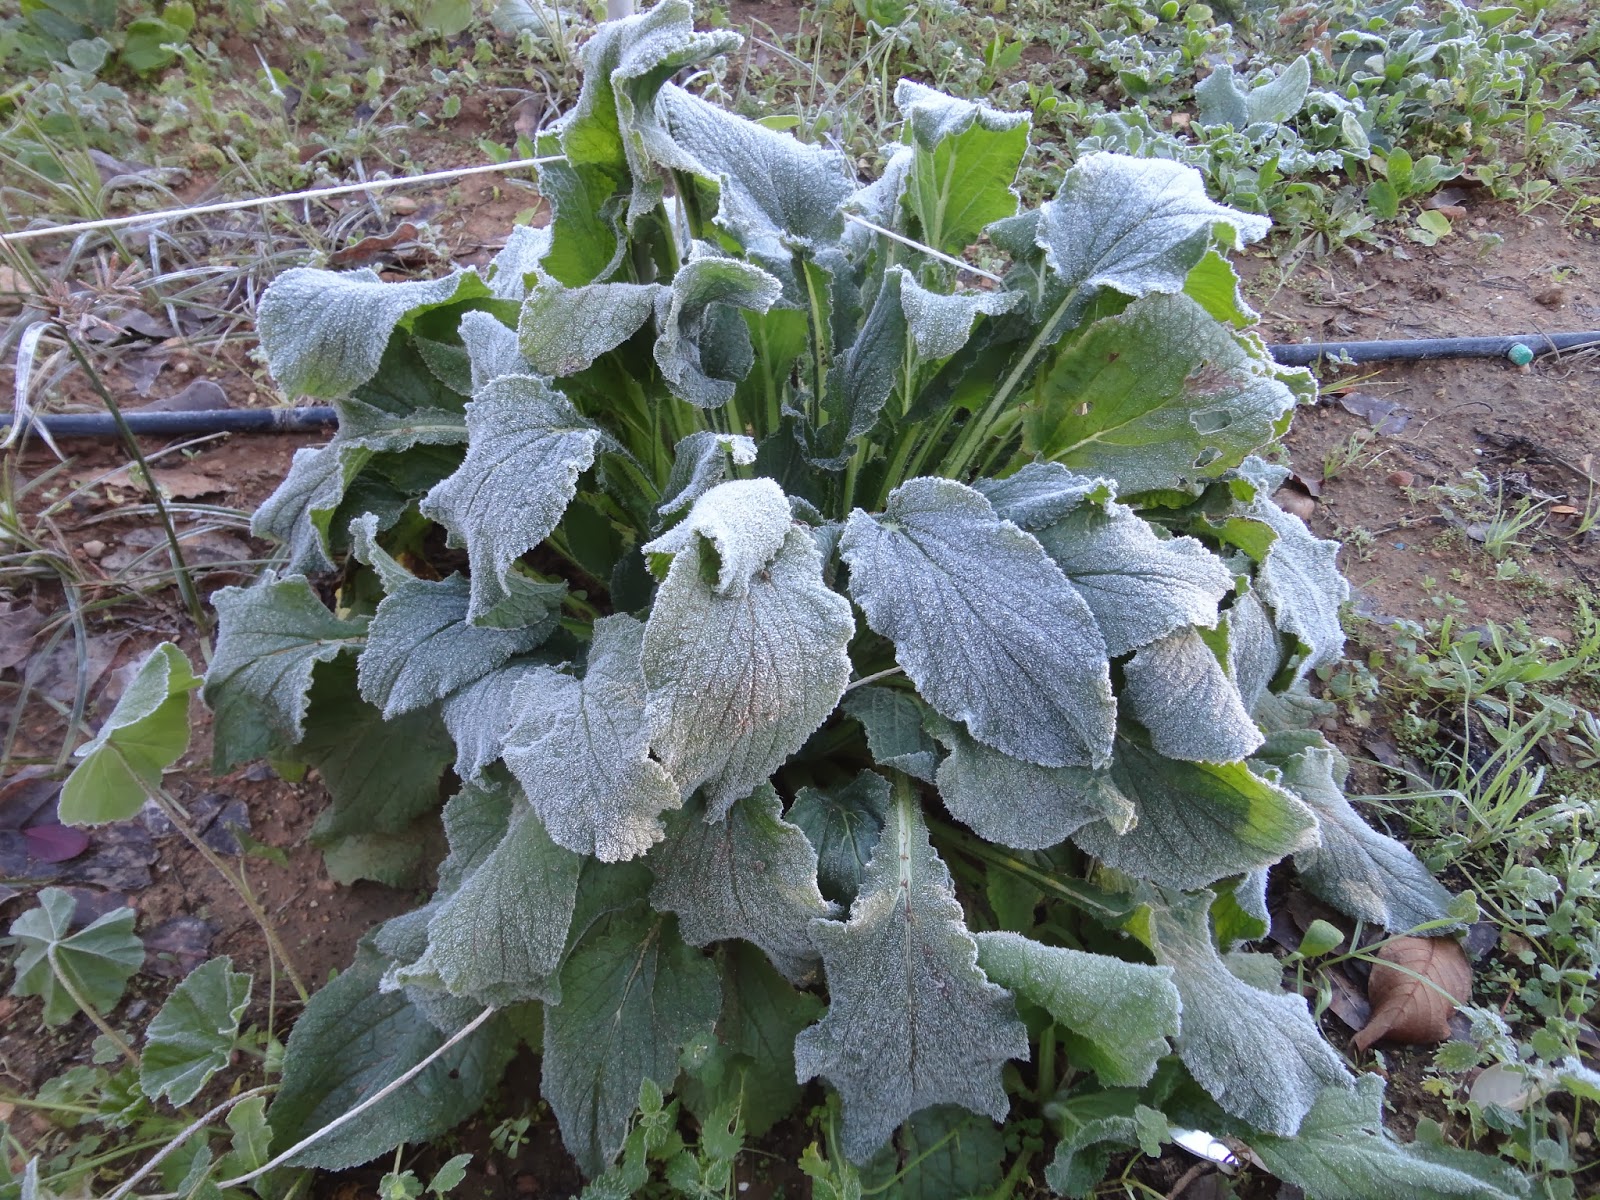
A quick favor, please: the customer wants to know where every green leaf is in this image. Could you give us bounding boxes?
[205,575,367,771]
[644,486,854,817]
[217,1093,272,1176]
[1195,56,1311,128]
[8,888,143,1027]
[486,223,551,301]
[808,266,908,466]
[119,11,190,73]
[532,158,627,287]
[1121,627,1262,763]
[795,780,1028,1163]
[652,254,783,409]
[321,827,428,888]
[140,957,252,1106]
[840,477,1114,769]
[896,269,1025,361]
[250,441,366,576]
[518,278,663,376]
[975,932,1179,1088]
[1183,249,1256,327]
[428,1153,473,1196]
[649,785,836,983]
[257,268,487,399]
[1044,1089,1169,1198]
[644,478,793,597]
[787,771,890,906]
[61,643,200,825]
[1026,294,1299,494]
[1144,892,1352,1136]
[896,81,1030,255]
[841,687,937,783]
[658,431,759,517]
[1267,742,1456,931]
[503,615,682,861]
[419,374,602,623]
[1071,729,1318,890]
[542,906,721,1176]
[1243,1076,1528,1199]
[865,1106,1008,1200]
[268,944,515,1169]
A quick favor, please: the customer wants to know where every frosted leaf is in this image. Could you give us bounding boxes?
[644,527,854,817]
[487,223,552,301]
[1274,743,1457,931]
[542,905,721,1176]
[795,781,1028,1163]
[357,570,559,719]
[972,462,1115,531]
[895,81,1030,255]
[1071,730,1318,890]
[1195,56,1311,129]
[823,266,908,456]
[502,615,683,862]
[975,931,1179,1088]
[643,478,792,598]
[1122,628,1263,763]
[205,574,367,771]
[653,254,783,408]
[896,268,1024,361]
[840,477,1115,769]
[458,310,529,389]
[1223,590,1283,714]
[841,686,937,783]
[788,770,890,905]
[648,785,837,983]
[926,712,1131,851]
[1026,293,1300,495]
[657,430,758,516]
[257,267,485,398]
[1146,892,1352,1136]
[1036,154,1270,301]
[419,374,602,624]
[440,657,548,780]
[518,278,664,376]
[251,442,362,576]
[1034,501,1233,658]
[393,795,580,1007]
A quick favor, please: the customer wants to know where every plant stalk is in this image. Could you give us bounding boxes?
[45,945,139,1067]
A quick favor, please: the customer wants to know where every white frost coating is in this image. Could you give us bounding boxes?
[896,79,1029,146]
[1035,502,1234,658]
[457,310,529,391]
[972,461,1115,531]
[895,267,1024,360]
[517,278,664,377]
[794,783,1028,1163]
[644,478,791,598]
[1147,893,1352,1136]
[440,658,547,780]
[975,931,1180,1087]
[501,615,682,863]
[648,785,837,983]
[644,527,854,818]
[1278,744,1457,931]
[788,770,890,904]
[419,374,602,624]
[1195,55,1312,129]
[486,224,552,301]
[1036,154,1270,299]
[927,712,1131,850]
[257,266,480,398]
[251,442,359,576]
[652,254,783,408]
[840,687,937,783]
[1222,589,1283,714]
[842,477,1115,768]
[1122,627,1263,764]
[656,430,758,516]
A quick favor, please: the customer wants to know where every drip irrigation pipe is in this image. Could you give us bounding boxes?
[2,331,1597,440]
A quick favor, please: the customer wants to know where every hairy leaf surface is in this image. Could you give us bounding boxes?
[896,81,1029,255]
[141,957,251,1106]
[7,889,142,1027]
[440,658,548,781]
[658,431,758,516]
[787,770,890,905]
[653,254,783,408]
[897,269,1024,361]
[972,462,1114,531]
[842,686,937,783]
[518,279,664,376]
[1122,628,1262,763]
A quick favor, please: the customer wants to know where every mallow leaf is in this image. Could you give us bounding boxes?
[141,956,252,1106]
[1071,729,1318,890]
[1121,628,1263,763]
[205,574,367,771]
[257,267,486,398]
[658,430,758,516]
[787,770,890,906]
[644,504,853,817]
[517,278,664,377]
[841,686,937,783]
[1270,743,1456,931]
[653,254,783,409]
[1036,154,1269,302]
[1026,293,1299,494]
[896,268,1024,361]
[649,785,836,983]
[440,658,548,781]
[1033,499,1233,658]
[895,80,1030,255]
[1145,892,1352,1136]
[971,462,1114,531]
[502,614,682,863]
[926,712,1132,851]
[974,932,1179,1088]
[542,905,721,1176]
[840,477,1115,769]
[60,642,200,825]
[7,888,143,1027]
[795,780,1028,1163]
[420,374,602,624]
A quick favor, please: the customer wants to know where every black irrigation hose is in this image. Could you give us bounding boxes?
[3,331,1598,439]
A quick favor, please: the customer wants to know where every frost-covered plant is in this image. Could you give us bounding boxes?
[203,2,1519,1194]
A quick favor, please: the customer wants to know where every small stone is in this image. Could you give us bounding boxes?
[82,539,107,558]
[389,196,420,215]
[1533,287,1565,309]
[1387,470,1415,488]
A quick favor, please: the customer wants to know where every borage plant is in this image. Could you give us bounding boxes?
[198,1,1519,1194]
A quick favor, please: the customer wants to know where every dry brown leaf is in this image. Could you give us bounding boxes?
[1352,935,1471,1052]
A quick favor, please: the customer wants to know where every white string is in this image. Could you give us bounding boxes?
[842,212,1005,283]
[0,157,566,245]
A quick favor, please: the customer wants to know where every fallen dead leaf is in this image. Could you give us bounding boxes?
[329,221,426,268]
[1336,391,1412,435]
[88,465,229,499]
[1274,485,1317,522]
[0,604,45,670]
[1352,935,1472,1052]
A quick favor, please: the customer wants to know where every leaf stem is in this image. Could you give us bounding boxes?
[44,944,139,1067]
[101,1085,276,1200]
[928,818,1134,922]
